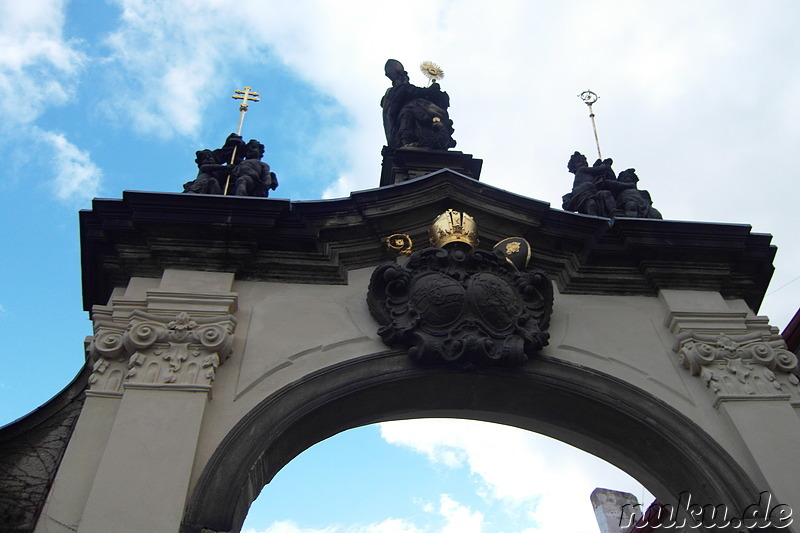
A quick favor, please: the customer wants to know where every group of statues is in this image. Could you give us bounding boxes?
[381,59,456,151]
[182,61,661,222]
[562,152,662,219]
[183,134,277,197]
[377,60,660,220]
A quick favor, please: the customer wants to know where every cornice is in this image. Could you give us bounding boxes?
[80,171,775,311]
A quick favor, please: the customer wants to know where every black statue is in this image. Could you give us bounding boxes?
[231,140,278,197]
[183,134,278,197]
[380,59,456,151]
[562,152,616,217]
[215,133,247,166]
[183,149,225,195]
[606,168,662,219]
[562,151,661,219]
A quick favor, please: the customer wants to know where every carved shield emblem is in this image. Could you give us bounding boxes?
[409,273,465,329]
[367,247,553,369]
[467,273,522,332]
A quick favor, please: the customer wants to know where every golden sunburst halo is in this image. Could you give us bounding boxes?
[420,61,445,82]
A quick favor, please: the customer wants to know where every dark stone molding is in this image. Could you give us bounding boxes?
[81,172,775,311]
[180,351,762,533]
[379,146,483,186]
[0,365,89,533]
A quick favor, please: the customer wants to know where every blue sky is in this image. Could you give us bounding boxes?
[2,1,799,532]
[244,420,653,533]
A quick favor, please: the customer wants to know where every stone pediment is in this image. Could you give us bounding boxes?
[80,170,775,311]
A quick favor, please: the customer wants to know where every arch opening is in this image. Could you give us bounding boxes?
[182,351,760,533]
[241,418,656,532]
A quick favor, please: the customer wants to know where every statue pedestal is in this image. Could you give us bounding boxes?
[380,146,482,186]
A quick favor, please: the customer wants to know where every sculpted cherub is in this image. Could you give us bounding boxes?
[232,140,278,197]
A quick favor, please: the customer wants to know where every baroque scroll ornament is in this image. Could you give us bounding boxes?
[89,310,237,387]
[367,246,553,370]
[674,331,800,397]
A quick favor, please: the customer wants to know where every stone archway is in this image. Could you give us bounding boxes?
[9,179,796,533]
[182,350,759,533]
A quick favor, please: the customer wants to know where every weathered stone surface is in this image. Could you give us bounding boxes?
[379,146,482,186]
[0,368,87,533]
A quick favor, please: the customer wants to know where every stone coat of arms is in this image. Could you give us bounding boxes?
[367,211,553,370]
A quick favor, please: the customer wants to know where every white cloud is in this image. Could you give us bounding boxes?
[243,520,337,533]
[244,516,422,533]
[0,0,85,129]
[102,1,244,137]
[248,502,480,533]
[437,495,484,533]
[380,419,652,533]
[43,131,102,203]
[348,517,423,533]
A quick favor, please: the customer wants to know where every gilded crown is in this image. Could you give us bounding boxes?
[429,209,479,249]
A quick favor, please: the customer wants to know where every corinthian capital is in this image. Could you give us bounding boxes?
[673,331,800,405]
[89,310,237,391]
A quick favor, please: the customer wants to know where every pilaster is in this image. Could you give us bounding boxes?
[662,289,800,527]
[75,270,237,533]
[34,393,120,533]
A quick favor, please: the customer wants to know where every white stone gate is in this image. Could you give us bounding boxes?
[2,172,797,533]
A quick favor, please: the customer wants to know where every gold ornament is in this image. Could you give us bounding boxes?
[429,209,478,249]
[493,237,532,270]
[386,234,413,256]
[420,61,445,82]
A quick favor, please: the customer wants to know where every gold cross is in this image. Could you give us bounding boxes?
[224,86,261,195]
[231,86,260,135]
[232,86,260,112]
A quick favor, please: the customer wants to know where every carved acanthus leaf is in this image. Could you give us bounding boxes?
[88,310,237,390]
[674,331,799,399]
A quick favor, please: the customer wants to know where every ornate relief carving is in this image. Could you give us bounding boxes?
[673,331,800,403]
[367,246,553,370]
[89,310,236,390]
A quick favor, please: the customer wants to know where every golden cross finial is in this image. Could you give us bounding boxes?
[223,85,261,195]
[231,86,260,135]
